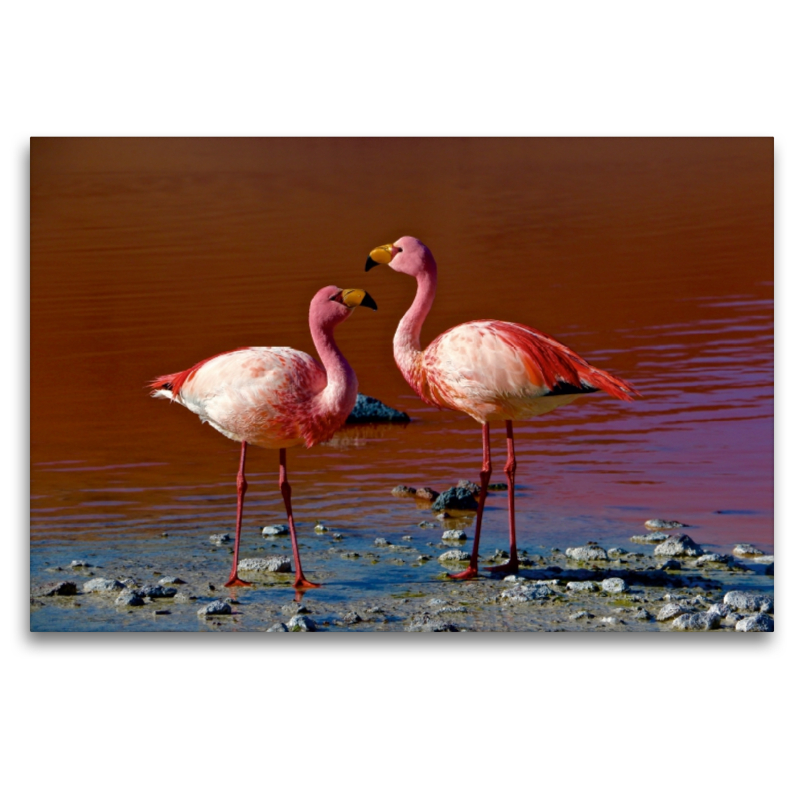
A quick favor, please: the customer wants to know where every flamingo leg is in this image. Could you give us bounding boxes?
[279,448,321,591]
[486,420,520,575]
[224,440,253,588]
[449,422,492,580]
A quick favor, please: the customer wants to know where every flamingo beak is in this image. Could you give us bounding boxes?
[365,243,394,271]
[341,288,378,310]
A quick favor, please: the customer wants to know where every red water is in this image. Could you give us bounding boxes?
[30,138,773,554]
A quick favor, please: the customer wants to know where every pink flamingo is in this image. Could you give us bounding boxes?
[366,236,638,579]
[150,286,378,589]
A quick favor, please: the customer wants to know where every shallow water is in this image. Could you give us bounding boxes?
[30,138,773,629]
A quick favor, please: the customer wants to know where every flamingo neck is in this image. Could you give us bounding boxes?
[310,320,358,417]
[393,264,437,385]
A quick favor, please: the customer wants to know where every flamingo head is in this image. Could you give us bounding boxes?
[365,236,436,277]
[311,285,378,329]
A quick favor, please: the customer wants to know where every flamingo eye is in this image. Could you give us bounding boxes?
[396,247,403,253]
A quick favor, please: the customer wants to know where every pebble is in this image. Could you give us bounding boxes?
[696,553,733,567]
[158,576,186,585]
[503,574,526,582]
[631,532,669,543]
[565,544,608,561]
[209,533,230,545]
[391,485,417,497]
[41,581,78,597]
[658,559,682,570]
[332,532,343,541]
[570,611,594,621]
[70,560,91,568]
[137,584,178,598]
[115,590,144,607]
[599,617,623,625]
[500,583,555,602]
[645,519,686,530]
[288,615,317,632]
[266,622,288,632]
[341,552,360,559]
[341,611,363,624]
[261,524,289,537]
[415,487,439,501]
[566,581,599,592]
[238,556,292,573]
[732,543,765,557]
[656,602,694,621]
[83,578,125,593]
[723,591,774,613]
[281,602,308,615]
[417,555,429,562]
[198,600,232,617]
[174,593,195,603]
[374,537,390,546]
[314,523,329,533]
[634,609,654,621]
[601,578,628,593]
[406,613,459,632]
[418,521,436,529]
[438,549,472,562]
[456,479,481,495]
[442,530,467,541]
[672,612,721,631]
[607,547,627,558]
[653,534,704,558]
[432,487,480,512]
[735,614,774,632]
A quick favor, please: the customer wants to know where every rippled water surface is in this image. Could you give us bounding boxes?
[30,138,773,624]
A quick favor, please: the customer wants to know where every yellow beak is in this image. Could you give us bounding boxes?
[341,288,378,310]
[365,243,394,271]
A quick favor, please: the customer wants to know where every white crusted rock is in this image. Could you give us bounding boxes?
[732,543,765,557]
[735,614,774,632]
[567,581,599,592]
[723,591,773,613]
[499,583,555,603]
[602,578,628,593]
[198,600,232,617]
[438,549,472,562]
[645,519,686,530]
[565,545,608,561]
[672,612,721,631]
[83,578,125,593]
[657,602,694,622]
[238,557,292,573]
[654,534,704,558]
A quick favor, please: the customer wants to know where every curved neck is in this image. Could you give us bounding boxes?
[310,320,357,414]
[393,265,437,378]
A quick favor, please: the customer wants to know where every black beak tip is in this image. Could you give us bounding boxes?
[362,292,378,311]
[365,256,379,272]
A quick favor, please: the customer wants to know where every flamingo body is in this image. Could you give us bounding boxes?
[402,318,635,424]
[150,284,377,589]
[151,345,348,449]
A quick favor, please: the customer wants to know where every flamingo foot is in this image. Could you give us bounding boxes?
[448,566,480,580]
[292,577,321,590]
[224,576,252,588]
[485,558,519,575]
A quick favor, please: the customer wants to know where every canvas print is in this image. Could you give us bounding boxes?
[30,137,774,632]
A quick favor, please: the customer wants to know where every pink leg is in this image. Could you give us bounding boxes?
[486,421,519,574]
[224,441,253,588]
[449,422,491,580]
[279,448,320,591]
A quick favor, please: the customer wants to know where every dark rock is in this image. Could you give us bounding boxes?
[432,487,480,512]
[346,393,410,424]
[487,482,508,491]
[659,559,682,570]
[137,584,178,598]
[41,581,78,597]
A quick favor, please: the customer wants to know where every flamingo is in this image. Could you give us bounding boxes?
[150,285,378,589]
[365,236,638,579]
